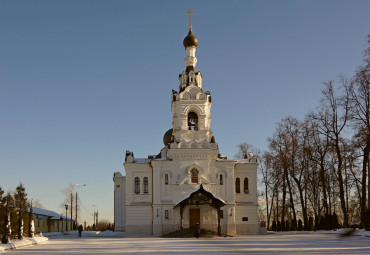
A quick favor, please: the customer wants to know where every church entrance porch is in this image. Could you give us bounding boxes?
[174,184,226,236]
[189,208,200,228]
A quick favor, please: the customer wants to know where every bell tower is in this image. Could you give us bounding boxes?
[167,11,217,151]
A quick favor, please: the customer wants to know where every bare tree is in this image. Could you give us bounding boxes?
[32,199,43,209]
[234,142,257,159]
[261,152,274,229]
[305,116,331,215]
[348,35,370,227]
[310,79,351,227]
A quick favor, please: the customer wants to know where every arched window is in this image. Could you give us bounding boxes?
[143,177,149,194]
[235,178,240,193]
[134,177,140,194]
[164,173,169,185]
[191,168,199,183]
[220,174,223,185]
[188,112,198,130]
[244,178,249,194]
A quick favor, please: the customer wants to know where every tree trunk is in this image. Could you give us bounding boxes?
[320,157,329,214]
[265,182,269,230]
[286,174,296,222]
[281,173,287,231]
[335,137,348,227]
[368,150,370,212]
[292,176,308,230]
[361,143,369,227]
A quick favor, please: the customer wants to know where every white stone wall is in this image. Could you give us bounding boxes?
[113,172,125,232]
[124,162,152,205]
[235,205,259,234]
[125,205,153,236]
[171,84,214,149]
[115,154,259,236]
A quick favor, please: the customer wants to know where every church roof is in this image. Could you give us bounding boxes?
[173,184,226,209]
[163,128,174,146]
[183,28,198,48]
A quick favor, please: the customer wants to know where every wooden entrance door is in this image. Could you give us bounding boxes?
[189,208,200,228]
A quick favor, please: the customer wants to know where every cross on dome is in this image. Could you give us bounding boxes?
[185,10,195,29]
[183,10,198,48]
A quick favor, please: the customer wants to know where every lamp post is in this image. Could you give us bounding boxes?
[92,204,99,230]
[65,204,68,231]
[75,184,86,230]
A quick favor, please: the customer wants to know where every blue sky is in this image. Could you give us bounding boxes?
[1,0,369,224]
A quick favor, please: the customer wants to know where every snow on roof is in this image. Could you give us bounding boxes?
[235,159,250,164]
[174,185,226,207]
[133,158,151,163]
[27,207,73,221]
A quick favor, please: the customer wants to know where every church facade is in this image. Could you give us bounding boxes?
[113,20,259,237]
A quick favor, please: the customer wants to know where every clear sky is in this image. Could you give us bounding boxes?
[1,0,369,225]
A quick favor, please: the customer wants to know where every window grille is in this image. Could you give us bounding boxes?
[134,177,140,194]
[143,177,148,194]
[235,178,240,193]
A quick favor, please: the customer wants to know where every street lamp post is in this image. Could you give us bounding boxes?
[75,184,86,230]
[92,204,99,230]
[65,204,68,231]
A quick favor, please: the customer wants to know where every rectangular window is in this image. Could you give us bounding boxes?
[219,210,224,218]
[116,185,120,188]
[165,210,169,219]
[235,178,240,193]
[244,178,249,194]
[143,177,148,194]
[242,217,248,221]
[165,174,169,185]
[191,168,199,183]
[134,177,140,194]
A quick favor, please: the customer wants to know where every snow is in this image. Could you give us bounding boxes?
[62,230,126,237]
[174,185,226,207]
[270,229,370,237]
[27,207,72,220]
[133,158,151,163]
[0,236,48,252]
[2,231,370,254]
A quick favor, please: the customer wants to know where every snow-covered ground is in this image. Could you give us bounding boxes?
[43,230,126,237]
[1,230,370,254]
[0,231,124,252]
[0,236,48,252]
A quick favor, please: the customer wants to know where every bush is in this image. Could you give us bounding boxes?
[332,213,339,230]
[271,221,277,231]
[325,213,332,230]
[366,209,370,231]
[308,217,314,231]
[314,215,319,230]
[320,215,325,230]
[285,220,289,231]
[291,218,297,231]
[298,219,303,231]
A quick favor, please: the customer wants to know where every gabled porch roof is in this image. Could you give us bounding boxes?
[173,184,226,209]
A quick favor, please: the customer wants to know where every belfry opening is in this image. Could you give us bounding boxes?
[188,112,198,130]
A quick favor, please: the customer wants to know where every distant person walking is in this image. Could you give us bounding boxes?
[78,225,83,237]
[195,223,201,238]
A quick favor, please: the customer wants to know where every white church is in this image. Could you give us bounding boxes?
[113,15,259,237]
